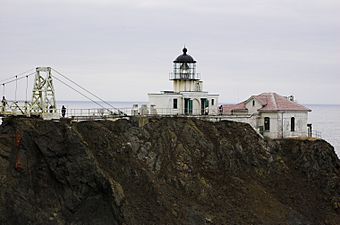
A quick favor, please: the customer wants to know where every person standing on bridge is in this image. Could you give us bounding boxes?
[61,105,66,118]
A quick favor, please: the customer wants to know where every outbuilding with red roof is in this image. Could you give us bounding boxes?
[222,93,312,139]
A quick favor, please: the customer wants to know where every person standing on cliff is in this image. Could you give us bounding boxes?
[61,105,66,118]
[1,96,7,111]
[219,105,223,115]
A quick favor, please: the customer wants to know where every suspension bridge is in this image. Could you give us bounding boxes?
[0,67,128,120]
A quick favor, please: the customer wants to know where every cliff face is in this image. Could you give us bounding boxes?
[0,117,339,225]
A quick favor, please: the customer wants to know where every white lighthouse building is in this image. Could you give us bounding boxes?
[148,48,219,115]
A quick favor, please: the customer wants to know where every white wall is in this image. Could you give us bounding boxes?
[221,115,258,131]
[259,111,309,138]
[148,93,182,115]
[223,111,309,139]
[281,111,308,138]
[173,80,202,92]
[259,112,281,139]
[207,95,219,115]
[148,74,219,116]
[245,98,263,115]
[148,92,219,116]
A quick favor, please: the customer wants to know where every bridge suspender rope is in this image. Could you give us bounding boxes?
[0,69,35,87]
[1,72,36,88]
[0,69,35,118]
[25,75,29,103]
[15,76,17,102]
[0,71,36,100]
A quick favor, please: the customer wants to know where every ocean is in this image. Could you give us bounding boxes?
[306,104,340,157]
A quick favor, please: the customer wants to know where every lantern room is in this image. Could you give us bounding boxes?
[170,47,200,80]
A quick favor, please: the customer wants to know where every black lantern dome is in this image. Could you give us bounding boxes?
[170,47,200,80]
[173,48,196,63]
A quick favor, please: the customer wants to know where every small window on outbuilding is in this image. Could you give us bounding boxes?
[173,98,178,109]
[252,100,255,107]
[291,117,295,131]
[211,99,215,106]
[264,117,270,131]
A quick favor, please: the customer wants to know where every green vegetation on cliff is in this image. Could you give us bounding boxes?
[0,117,339,225]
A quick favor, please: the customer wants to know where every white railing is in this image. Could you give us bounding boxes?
[0,100,31,116]
[61,107,129,120]
[310,130,322,138]
[57,106,223,121]
[258,130,322,139]
[169,72,201,80]
[141,107,220,116]
[1,102,221,119]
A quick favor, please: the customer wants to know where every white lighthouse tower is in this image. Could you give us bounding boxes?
[148,47,219,115]
[171,47,201,92]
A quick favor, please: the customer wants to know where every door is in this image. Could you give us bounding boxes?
[188,99,193,114]
[184,98,193,115]
[200,98,209,115]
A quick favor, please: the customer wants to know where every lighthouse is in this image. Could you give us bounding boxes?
[148,47,219,115]
[171,47,201,92]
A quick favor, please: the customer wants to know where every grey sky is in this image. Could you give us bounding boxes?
[1,0,339,104]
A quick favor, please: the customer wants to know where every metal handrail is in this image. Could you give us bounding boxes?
[60,106,220,118]
[169,72,201,80]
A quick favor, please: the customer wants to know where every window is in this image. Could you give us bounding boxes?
[211,99,215,106]
[173,98,178,109]
[264,117,270,131]
[291,117,295,131]
[252,100,255,107]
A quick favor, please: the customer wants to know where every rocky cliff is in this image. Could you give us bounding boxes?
[0,117,339,225]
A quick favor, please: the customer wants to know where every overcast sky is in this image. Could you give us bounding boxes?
[0,0,339,104]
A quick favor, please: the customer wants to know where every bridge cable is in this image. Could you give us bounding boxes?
[0,68,34,84]
[51,68,126,115]
[51,68,122,113]
[1,72,35,86]
[52,75,112,111]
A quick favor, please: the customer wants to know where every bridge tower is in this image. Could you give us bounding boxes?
[30,67,59,119]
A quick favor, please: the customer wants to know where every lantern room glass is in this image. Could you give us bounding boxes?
[171,62,199,80]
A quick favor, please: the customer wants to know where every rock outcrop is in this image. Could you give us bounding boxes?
[0,117,339,225]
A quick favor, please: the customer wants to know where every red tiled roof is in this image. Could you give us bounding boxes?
[222,92,311,114]
[222,102,247,114]
[256,93,311,112]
